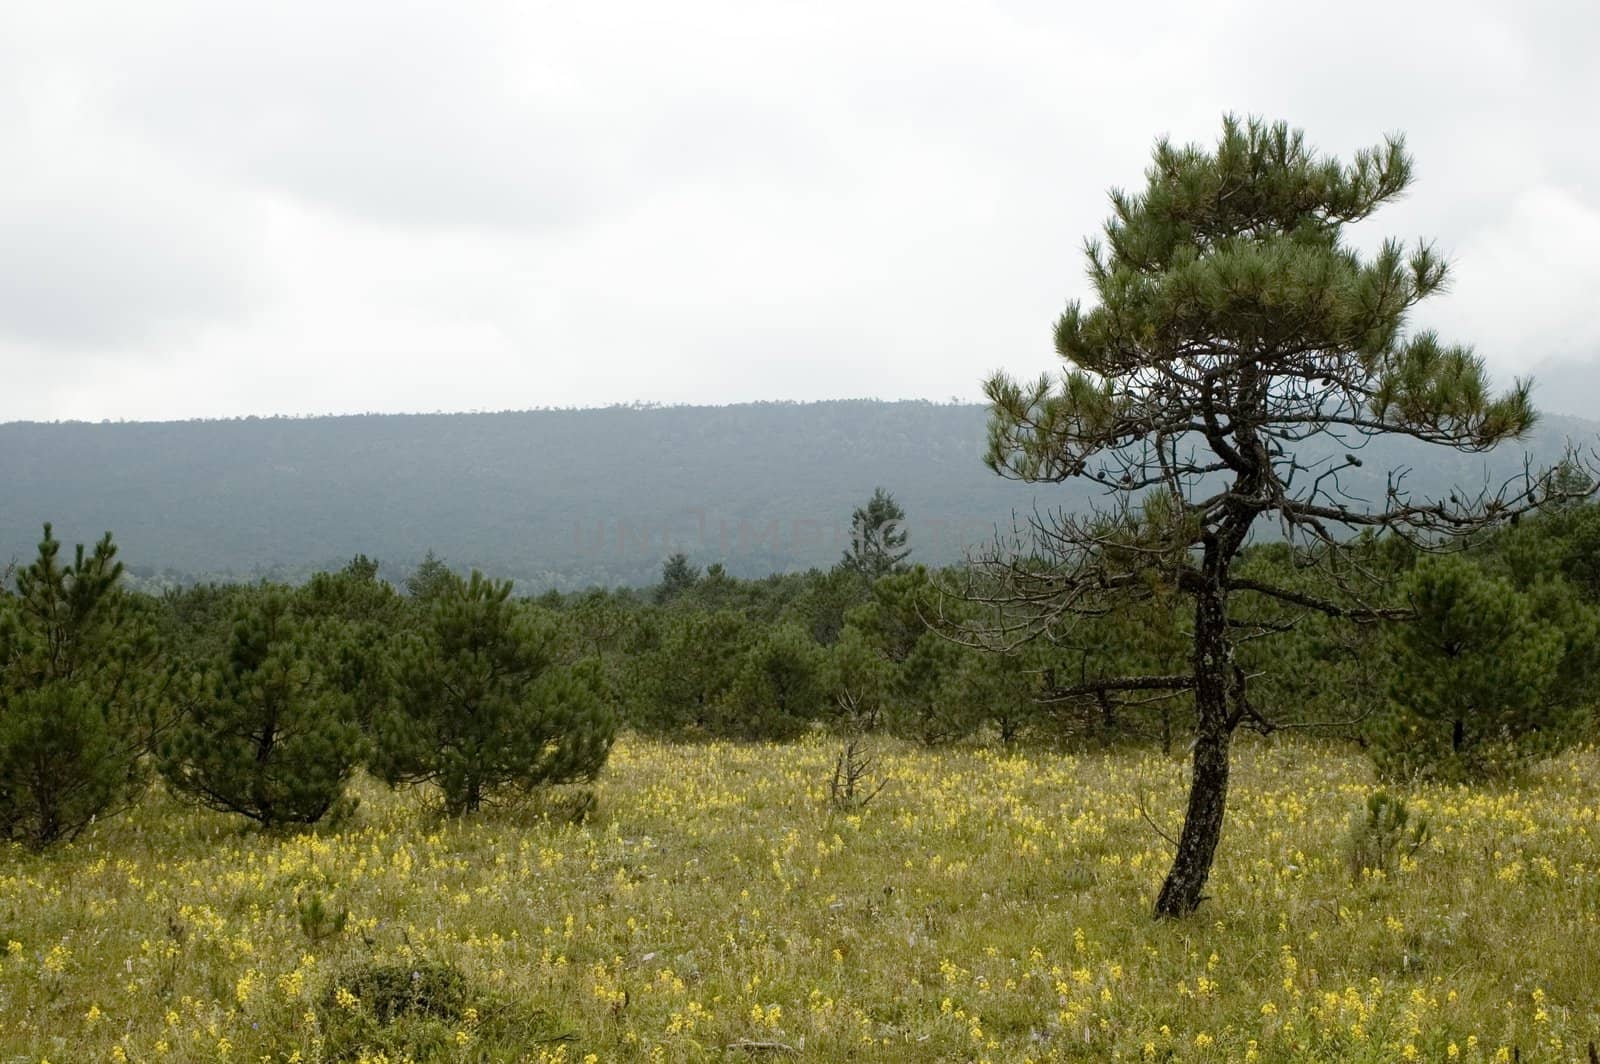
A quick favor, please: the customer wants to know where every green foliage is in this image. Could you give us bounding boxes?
[1235,536,1417,739]
[1344,791,1430,880]
[822,624,894,730]
[625,608,749,736]
[296,890,350,943]
[888,631,972,744]
[322,961,469,1024]
[0,525,157,847]
[0,685,144,848]
[375,573,616,815]
[295,557,407,729]
[654,552,701,605]
[318,960,567,1061]
[160,581,256,664]
[840,487,911,579]
[403,550,459,602]
[948,644,1046,744]
[847,567,937,665]
[161,591,364,827]
[1370,556,1589,780]
[722,622,827,740]
[781,565,866,645]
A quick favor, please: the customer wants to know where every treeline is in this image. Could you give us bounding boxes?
[3,493,1598,850]
[3,400,1592,591]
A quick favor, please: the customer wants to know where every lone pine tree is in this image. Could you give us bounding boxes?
[977,116,1579,917]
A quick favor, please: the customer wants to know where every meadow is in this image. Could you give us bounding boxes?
[1,736,1597,1063]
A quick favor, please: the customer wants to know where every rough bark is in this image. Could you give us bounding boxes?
[1154,575,1235,918]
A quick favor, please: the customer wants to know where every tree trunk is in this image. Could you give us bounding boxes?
[1154,578,1234,918]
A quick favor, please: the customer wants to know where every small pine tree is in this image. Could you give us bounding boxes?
[654,553,701,605]
[295,560,406,730]
[375,573,616,815]
[840,488,911,580]
[404,550,459,602]
[1370,556,1583,779]
[625,609,749,735]
[0,525,157,847]
[949,644,1046,744]
[823,625,895,731]
[0,685,144,847]
[721,623,826,740]
[1344,791,1429,880]
[162,591,364,827]
[888,631,971,744]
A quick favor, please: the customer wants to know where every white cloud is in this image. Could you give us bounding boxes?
[1,0,1596,421]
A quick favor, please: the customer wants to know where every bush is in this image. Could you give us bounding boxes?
[624,609,749,736]
[318,960,569,1061]
[162,591,365,827]
[375,573,616,815]
[720,622,826,740]
[0,684,146,848]
[0,526,160,847]
[322,962,469,1025]
[1344,791,1429,880]
[823,625,894,731]
[1369,556,1587,781]
[887,631,971,744]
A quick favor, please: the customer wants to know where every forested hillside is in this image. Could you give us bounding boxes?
[3,400,1595,590]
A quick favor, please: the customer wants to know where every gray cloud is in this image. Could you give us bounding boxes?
[0,0,1596,421]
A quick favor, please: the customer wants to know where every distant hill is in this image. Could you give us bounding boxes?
[3,401,1596,591]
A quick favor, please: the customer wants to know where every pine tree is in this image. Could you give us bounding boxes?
[840,488,911,579]
[0,525,160,847]
[888,630,970,744]
[722,623,826,739]
[1372,556,1593,779]
[162,591,364,827]
[654,553,701,605]
[975,117,1582,917]
[404,550,459,602]
[823,625,895,730]
[626,609,749,735]
[375,573,616,815]
[295,558,406,730]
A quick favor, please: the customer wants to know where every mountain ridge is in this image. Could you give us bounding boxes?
[4,400,1595,591]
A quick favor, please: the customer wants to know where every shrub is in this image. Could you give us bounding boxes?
[322,962,469,1025]
[624,609,749,736]
[319,960,569,1061]
[720,622,826,740]
[375,573,616,815]
[0,526,160,847]
[162,591,365,827]
[1369,556,1588,781]
[886,631,971,744]
[0,684,146,848]
[1344,791,1429,880]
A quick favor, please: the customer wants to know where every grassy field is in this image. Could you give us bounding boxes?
[1,736,1597,1063]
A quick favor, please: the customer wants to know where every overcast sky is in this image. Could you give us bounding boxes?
[2,0,1597,423]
